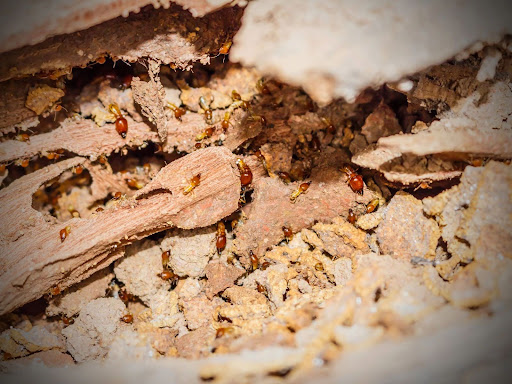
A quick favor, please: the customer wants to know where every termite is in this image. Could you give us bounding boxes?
[126,178,144,190]
[340,165,364,195]
[249,251,259,271]
[167,103,187,121]
[247,115,267,127]
[221,112,231,132]
[219,41,232,56]
[290,182,311,203]
[59,226,71,242]
[196,127,215,141]
[282,226,293,242]
[256,78,270,95]
[158,270,175,281]
[109,103,128,138]
[366,198,379,213]
[162,250,170,268]
[183,173,201,195]
[347,209,357,225]
[216,222,227,254]
[236,159,253,187]
[321,117,336,135]
[199,96,213,124]
[15,133,30,142]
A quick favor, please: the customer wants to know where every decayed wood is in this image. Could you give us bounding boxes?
[0,109,261,164]
[0,118,157,163]
[352,81,512,185]
[379,118,512,159]
[234,148,375,259]
[131,59,169,142]
[0,80,37,133]
[0,4,243,81]
[0,0,159,54]
[0,147,241,315]
[352,145,463,185]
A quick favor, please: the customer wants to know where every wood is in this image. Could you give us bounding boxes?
[0,147,241,315]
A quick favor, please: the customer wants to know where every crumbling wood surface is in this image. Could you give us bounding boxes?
[352,81,512,185]
[0,4,243,81]
[3,311,512,382]
[379,118,512,159]
[234,149,375,258]
[0,0,159,54]
[0,103,259,165]
[380,81,512,159]
[0,147,241,315]
[231,0,512,104]
[0,118,157,163]
[131,61,168,142]
[0,80,37,132]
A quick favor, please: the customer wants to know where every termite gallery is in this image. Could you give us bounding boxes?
[108,103,128,138]
[341,165,364,195]
[183,173,201,195]
[290,181,311,202]
[59,226,71,242]
[216,222,227,254]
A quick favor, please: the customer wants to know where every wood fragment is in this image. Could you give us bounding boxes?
[0,118,157,163]
[0,5,243,81]
[131,59,167,142]
[0,147,241,315]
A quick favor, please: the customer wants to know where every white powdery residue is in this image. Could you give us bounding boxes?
[476,49,502,82]
[397,79,414,92]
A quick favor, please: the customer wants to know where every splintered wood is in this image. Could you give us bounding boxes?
[0,147,241,314]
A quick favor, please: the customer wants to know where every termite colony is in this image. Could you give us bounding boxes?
[4,26,507,373]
